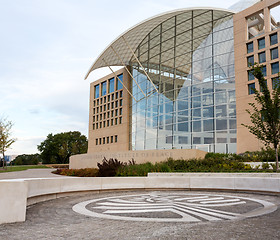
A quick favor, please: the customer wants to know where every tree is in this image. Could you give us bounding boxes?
[242,64,280,171]
[0,117,16,169]
[37,131,88,164]
[12,153,42,165]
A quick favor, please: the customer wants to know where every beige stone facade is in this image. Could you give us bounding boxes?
[234,0,280,153]
[88,68,130,153]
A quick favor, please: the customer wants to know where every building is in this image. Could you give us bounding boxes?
[70,0,280,168]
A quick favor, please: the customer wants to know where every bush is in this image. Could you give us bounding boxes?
[53,168,98,177]
[97,158,126,177]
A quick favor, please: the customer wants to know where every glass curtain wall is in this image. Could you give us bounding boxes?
[129,10,237,153]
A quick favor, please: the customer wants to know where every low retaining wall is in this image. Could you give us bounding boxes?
[1,173,280,225]
[70,149,207,169]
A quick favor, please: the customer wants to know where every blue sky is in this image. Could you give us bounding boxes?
[1,0,237,155]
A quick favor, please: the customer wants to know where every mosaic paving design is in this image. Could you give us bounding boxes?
[72,192,277,222]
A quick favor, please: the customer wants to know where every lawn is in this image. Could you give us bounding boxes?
[0,165,50,173]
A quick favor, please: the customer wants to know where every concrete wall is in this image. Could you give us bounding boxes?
[70,149,207,169]
[1,173,280,225]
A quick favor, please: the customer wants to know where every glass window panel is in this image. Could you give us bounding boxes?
[202,94,213,106]
[215,92,227,104]
[258,52,266,63]
[216,105,227,117]
[193,137,201,144]
[229,119,236,129]
[178,122,188,131]
[247,55,254,66]
[248,70,254,81]
[261,65,267,76]
[109,78,114,93]
[101,81,107,96]
[203,119,214,131]
[204,137,214,144]
[117,74,123,90]
[258,37,265,49]
[271,48,278,60]
[247,42,253,53]
[216,119,227,130]
[270,33,278,45]
[271,62,279,75]
[193,121,201,132]
[178,136,189,144]
[94,84,100,98]
[248,83,255,95]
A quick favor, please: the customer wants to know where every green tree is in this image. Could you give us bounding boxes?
[12,153,42,165]
[242,65,280,171]
[0,117,16,169]
[37,131,88,164]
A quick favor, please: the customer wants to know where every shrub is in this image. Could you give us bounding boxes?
[53,168,98,177]
[262,162,270,170]
[97,158,126,177]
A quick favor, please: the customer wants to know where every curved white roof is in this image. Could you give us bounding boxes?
[85,7,235,79]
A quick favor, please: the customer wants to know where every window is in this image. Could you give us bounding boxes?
[115,135,118,143]
[100,106,102,112]
[117,74,123,90]
[112,94,114,100]
[103,113,106,119]
[101,81,107,96]
[248,83,256,95]
[100,98,102,104]
[93,108,95,114]
[115,109,118,116]
[272,77,280,89]
[93,124,95,130]
[99,138,101,145]
[258,38,265,49]
[108,103,110,110]
[104,105,106,111]
[120,90,123,97]
[247,42,253,53]
[115,118,118,125]
[107,112,110,118]
[116,92,118,99]
[111,119,114,125]
[97,99,99,105]
[271,62,279,75]
[271,48,278,60]
[111,102,114,108]
[93,116,95,122]
[269,33,278,45]
[111,110,114,117]
[103,137,105,144]
[249,70,256,80]
[115,101,118,107]
[96,139,98,145]
[103,121,105,127]
[119,117,122,124]
[109,78,114,93]
[258,52,266,63]
[111,136,113,143]
[120,99,123,106]
[104,96,106,103]
[96,124,98,130]
[261,65,267,76]
[107,137,109,144]
[94,85,100,98]
[247,55,254,66]
[107,120,109,126]
[93,101,96,107]
[120,108,123,115]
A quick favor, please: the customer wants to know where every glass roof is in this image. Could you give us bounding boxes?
[85,8,235,79]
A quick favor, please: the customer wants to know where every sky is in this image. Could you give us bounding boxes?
[0,0,239,155]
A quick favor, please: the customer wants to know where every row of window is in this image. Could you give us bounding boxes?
[93,100,123,114]
[247,47,278,66]
[248,77,280,95]
[93,108,123,122]
[96,135,118,145]
[94,74,123,99]
[93,90,123,106]
[247,32,278,53]
[248,62,280,81]
[93,117,123,130]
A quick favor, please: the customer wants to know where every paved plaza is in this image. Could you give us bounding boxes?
[1,190,280,240]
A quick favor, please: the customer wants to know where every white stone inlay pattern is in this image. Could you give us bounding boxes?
[72,192,277,222]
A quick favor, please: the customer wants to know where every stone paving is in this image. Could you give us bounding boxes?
[1,190,280,240]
